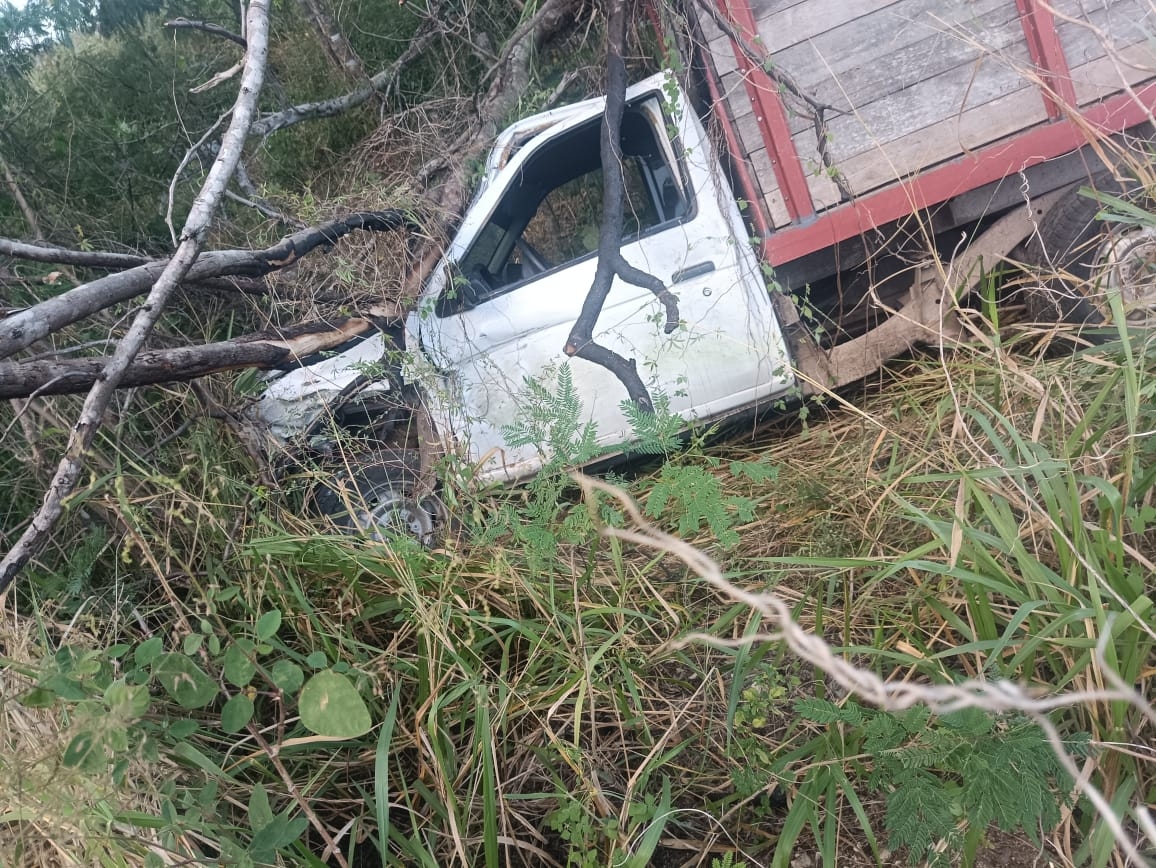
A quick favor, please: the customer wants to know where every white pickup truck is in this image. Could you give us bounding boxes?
[255,1,1156,539]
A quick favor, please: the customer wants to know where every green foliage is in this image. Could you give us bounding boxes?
[502,362,602,465]
[794,699,1085,867]
[711,854,747,868]
[644,455,772,547]
[298,669,372,738]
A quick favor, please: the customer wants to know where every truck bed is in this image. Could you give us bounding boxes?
[694,0,1156,248]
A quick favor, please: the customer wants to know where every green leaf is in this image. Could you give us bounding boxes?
[152,653,217,709]
[168,719,198,740]
[63,731,98,768]
[39,674,88,701]
[221,694,255,734]
[20,687,56,708]
[135,637,164,668]
[182,633,204,656]
[305,651,327,669]
[250,813,308,858]
[104,678,150,718]
[729,459,779,483]
[224,641,256,688]
[298,670,372,738]
[270,660,304,693]
[256,610,282,641]
[248,783,274,831]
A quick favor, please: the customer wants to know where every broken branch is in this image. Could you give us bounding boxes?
[0,239,151,269]
[0,317,378,399]
[0,210,417,360]
[563,0,678,413]
[164,17,247,48]
[248,19,443,139]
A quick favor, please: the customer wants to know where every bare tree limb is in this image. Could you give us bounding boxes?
[228,160,307,227]
[164,17,247,48]
[563,0,679,412]
[0,317,379,398]
[295,0,370,81]
[248,18,443,140]
[0,239,151,269]
[0,0,272,596]
[0,210,417,360]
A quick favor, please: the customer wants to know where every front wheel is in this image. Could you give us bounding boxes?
[1022,173,1156,328]
[314,450,445,546]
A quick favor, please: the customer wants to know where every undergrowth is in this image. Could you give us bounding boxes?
[3,319,1152,867]
[2,231,1154,868]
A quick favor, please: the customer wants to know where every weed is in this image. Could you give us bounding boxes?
[795,698,1088,867]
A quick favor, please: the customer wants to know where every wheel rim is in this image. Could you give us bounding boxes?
[354,487,439,545]
[1097,226,1156,325]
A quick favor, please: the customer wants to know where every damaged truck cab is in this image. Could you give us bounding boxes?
[256,0,1156,538]
[408,76,796,481]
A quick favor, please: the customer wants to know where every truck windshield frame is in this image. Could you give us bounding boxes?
[436,97,690,317]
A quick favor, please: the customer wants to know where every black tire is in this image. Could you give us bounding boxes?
[314,450,445,546]
[1022,173,1156,327]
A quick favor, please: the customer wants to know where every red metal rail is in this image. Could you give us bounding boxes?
[763,84,1156,266]
[694,0,1156,266]
[1016,0,1077,117]
[713,0,816,221]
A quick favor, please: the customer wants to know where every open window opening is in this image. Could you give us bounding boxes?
[438,99,689,316]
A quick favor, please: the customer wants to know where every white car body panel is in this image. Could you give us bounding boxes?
[253,74,796,480]
[408,73,795,482]
[254,333,391,440]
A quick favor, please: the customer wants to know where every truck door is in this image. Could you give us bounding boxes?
[413,76,794,480]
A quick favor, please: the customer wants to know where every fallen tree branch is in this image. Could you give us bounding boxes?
[0,210,416,360]
[296,0,370,81]
[164,17,247,48]
[578,475,1156,868]
[563,0,678,412]
[0,152,42,241]
[0,239,152,269]
[0,0,272,597]
[0,317,377,399]
[248,17,443,140]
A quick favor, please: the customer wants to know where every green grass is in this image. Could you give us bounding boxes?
[1,315,1153,866]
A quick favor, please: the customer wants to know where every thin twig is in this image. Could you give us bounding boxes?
[164,17,247,48]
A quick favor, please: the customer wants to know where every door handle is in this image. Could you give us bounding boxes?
[671,261,716,284]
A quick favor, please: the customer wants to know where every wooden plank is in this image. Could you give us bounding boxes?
[769,3,1026,140]
[799,36,1036,163]
[1068,42,1156,105]
[835,85,1050,196]
[754,0,898,54]
[766,0,1016,94]
[1054,0,1155,67]
[731,30,1035,192]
